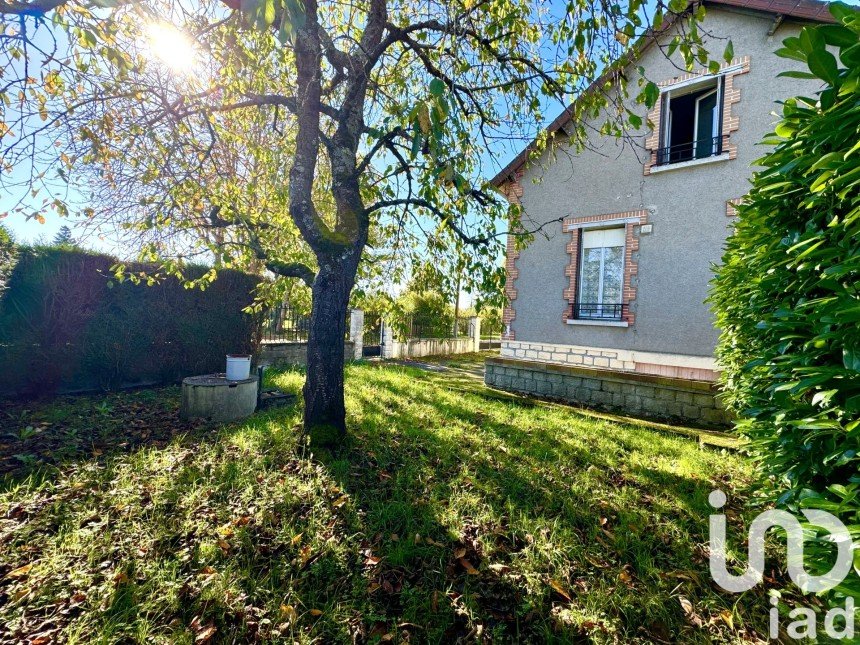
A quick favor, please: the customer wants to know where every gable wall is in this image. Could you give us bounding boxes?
[505,7,821,360]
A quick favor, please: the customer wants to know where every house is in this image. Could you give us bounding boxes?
[485,0,835,426]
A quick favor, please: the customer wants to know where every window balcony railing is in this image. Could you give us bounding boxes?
[571,303,627,321]
[655,136,723,166]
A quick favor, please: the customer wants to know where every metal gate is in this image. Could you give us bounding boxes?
[362,315,382,357]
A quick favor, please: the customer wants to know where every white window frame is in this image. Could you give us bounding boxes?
[693,87,720,156]
[576,227,626,320]
[660,75,723,157]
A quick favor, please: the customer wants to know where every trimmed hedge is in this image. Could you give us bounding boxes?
[710,5,860,602]
[0,247,261,397]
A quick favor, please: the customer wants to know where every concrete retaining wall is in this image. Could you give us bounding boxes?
[384,336,476,360]
[485,356,730,427]
[260,341,355,367]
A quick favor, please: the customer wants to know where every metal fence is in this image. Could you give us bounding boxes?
[407,315,471,340]
[262,304,350,342]
[362,314,383,357]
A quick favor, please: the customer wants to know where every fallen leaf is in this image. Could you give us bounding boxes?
[453,548,467,559]
[678,596,704,627]
[720,609,734,630]
[309,608,323,617]
[29,632,55,645]
[488,563,511,574]
[679,596,693,616]
[549,579,572,603]
[678,596,693,616]
[291,533,303,546]
[458,558,479,575]
[332,495,349,508]
[280,604,298,623]
[299,544,312,566]
[195,625,217,643]
[6,563,33,579]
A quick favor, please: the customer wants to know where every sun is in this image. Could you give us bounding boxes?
[144,22,199,76]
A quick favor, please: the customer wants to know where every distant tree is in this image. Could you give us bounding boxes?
[0,223,16,295]
[52,225,76,247]
[392,289,453,340]
[0,223,12,247]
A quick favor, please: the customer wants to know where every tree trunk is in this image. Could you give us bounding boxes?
[303,254,359,447]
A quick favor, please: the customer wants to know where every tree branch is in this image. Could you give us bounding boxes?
[265,261,316,286]
[364,198,490,246]
[0,0,65,15]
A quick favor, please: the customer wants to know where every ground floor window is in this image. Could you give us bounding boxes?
[576,227,625,320]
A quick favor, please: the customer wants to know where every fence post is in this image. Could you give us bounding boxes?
[469,316,481,353]
[381,320,395,359]
[349,309,364,360]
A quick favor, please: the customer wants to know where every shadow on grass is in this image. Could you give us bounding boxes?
[310,363,769,642]
[0,362,769,643]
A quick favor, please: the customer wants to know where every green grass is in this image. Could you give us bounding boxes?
[0,362,770,642]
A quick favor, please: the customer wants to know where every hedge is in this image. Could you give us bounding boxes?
[710,4,860,602]
[0,246,262,397]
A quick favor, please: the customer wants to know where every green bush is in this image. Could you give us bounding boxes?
[710,4,860,601]
[0,246,261,396]
[390,290,454,339]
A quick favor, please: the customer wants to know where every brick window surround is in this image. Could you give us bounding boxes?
[725,197,744,217]
[499,170,525,340]
[562,210,649,326]
[644,56,751,175]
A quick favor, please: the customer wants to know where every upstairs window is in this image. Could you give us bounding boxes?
[657,76,723,166]
[574,227,625,321]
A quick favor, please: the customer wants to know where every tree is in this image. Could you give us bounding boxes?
[2,0,719,444]
[0,223,15,295]
[52,225,75,247]
[710,2,860,601]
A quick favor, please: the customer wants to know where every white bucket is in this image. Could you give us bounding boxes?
[225,354,251,381]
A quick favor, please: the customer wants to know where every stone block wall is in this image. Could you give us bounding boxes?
[259,341,355,367]
[503,340,636,371]
[485,356,730,427]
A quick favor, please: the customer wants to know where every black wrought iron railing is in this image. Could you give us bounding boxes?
[655,136,722,166]
[262,304,351,342]
[571,303,627,321]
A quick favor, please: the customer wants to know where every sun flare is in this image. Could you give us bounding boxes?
[144,22,199,76]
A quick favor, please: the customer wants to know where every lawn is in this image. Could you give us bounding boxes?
[0,361,770,643]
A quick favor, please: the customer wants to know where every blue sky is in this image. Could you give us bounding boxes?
[0,0,622,252]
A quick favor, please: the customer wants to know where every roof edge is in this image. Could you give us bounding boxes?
[489,0,835,188]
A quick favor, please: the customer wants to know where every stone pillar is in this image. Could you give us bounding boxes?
[349,309,364,360]
[469,316,481,353]
[381,321,393,359]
